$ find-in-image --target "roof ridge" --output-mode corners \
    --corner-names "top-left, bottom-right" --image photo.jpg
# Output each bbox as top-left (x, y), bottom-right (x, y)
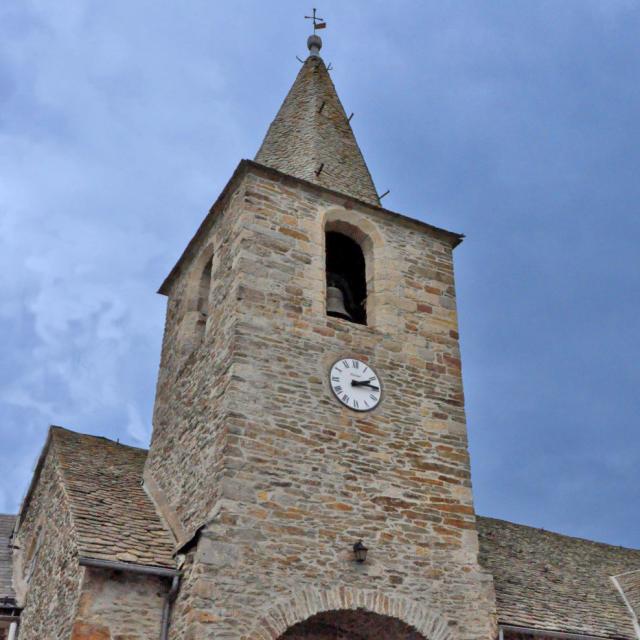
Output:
top-left (50, 425), bottom-right (150, 454)
top-left (478, 515), bottom-right (640, 552)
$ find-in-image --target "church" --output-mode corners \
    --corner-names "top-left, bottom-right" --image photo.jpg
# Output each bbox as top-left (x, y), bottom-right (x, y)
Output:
top-left (1, 27), bottom-right (639, 640)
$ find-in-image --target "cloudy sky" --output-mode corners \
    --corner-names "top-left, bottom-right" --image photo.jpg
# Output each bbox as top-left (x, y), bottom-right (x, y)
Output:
top-left (1, 1), bottom-right (638, 547)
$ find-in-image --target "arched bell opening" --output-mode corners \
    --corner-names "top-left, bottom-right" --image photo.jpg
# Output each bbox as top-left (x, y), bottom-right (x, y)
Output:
top-left (325, 231), bottom-right (367, 325)
top-left (278, 608), bottom-right (428, 640)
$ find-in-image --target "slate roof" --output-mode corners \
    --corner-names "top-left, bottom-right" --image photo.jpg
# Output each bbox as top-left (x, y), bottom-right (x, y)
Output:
top-left (255, 51), bottom-right (379, 206)
top-left (49, 427), bottom-right (175, 569)
top-left (478, 516), bottom-right (640, 640)
top-left (616, 571), bottom-right (640, 628)
top-left (0, 514), bottom-right (16, 607)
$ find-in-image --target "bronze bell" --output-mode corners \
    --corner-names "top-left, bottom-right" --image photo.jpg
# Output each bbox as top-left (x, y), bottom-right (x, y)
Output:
top-left (326, 284), bottom-right (353, 321)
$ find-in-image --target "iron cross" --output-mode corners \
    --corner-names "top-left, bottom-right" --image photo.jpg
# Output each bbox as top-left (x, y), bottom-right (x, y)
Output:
top-left (304, 8), bottom-right (326, 33)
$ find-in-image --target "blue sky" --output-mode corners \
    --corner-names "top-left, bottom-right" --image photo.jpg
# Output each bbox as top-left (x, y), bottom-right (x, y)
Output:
top-left (1, 1), bottom-right (638, 547)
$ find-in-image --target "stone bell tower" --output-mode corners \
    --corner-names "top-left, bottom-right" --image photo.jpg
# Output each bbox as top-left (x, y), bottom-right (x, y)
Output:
top-left (144, 29), bottom-right (497, 640)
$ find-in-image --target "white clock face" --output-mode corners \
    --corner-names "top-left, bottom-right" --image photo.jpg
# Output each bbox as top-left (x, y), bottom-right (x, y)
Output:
top-left (329, 358), bottom-right (382, 412)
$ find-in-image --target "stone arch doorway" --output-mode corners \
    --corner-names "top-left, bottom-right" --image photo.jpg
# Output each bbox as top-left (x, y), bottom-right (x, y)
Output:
top-left (279, 609), bottom-right (428, 640)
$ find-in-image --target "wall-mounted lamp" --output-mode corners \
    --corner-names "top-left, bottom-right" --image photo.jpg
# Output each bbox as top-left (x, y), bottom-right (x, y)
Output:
top-left (353, 540), bottom-right (368, 563)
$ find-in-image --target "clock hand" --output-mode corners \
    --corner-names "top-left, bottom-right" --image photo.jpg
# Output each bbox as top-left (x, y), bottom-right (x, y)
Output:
top-left (351, 380), bottom-right (380, 391)
top-left (351, 378), bottom-right (375, 387)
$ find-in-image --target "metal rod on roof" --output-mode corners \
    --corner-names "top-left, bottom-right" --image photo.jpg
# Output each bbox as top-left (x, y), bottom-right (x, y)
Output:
top-left (318, 101), bottom-right (326, 114)
top-left (348, 112), bottom-right (354, 122)
top-left (379, 189), bottom-right (390, 200)
top-left (610, 575), bottom-right (640, 639)
top-left (315, 163), bottom-right (325, 177)
top-left (613, 568), bottom-right (640, 578)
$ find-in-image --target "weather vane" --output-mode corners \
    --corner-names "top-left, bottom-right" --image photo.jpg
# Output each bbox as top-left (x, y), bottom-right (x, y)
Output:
top-left (304, 8), bottom-right (327, 33)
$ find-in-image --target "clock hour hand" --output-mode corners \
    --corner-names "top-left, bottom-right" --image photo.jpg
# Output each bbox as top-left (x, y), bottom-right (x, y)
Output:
top-left (351, 379), bottom-right (380, 391)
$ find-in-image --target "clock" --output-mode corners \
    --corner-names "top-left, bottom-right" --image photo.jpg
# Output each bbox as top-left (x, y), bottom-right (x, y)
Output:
top-left (329, 358), bottom-right (382, 412)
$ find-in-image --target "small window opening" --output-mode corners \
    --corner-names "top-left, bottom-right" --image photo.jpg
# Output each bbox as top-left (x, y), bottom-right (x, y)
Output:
top-left (195, 256), bottom-right (212, 341)
top-left (326, 231), bottom-right (367, 325)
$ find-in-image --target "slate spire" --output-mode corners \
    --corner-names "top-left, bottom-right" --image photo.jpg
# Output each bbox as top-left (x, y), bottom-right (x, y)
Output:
top-left (255, 33), bottom-right (379, 206)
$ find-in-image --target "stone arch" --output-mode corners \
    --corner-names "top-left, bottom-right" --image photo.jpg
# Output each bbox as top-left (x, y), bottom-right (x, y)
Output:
top-left (325, 231), bottom-right (367, 324)
top-left (177, 243), bottom-right (215, 354)
top-left (244, 586), bottom-right (451, 640)
top-left (322, 208), bottom-right (389, 329)
top-left (184, 243), bottom-right (215, 314)
top-left (280, 609), bottom-right (428, 640)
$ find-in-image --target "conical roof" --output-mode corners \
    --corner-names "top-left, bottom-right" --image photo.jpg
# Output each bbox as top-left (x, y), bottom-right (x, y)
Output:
top-left (255, 44), bottom-right (379, 206)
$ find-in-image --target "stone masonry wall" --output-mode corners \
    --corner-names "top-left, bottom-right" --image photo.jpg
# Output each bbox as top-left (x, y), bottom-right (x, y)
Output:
top-left (145, 182), bottom-right (248, 540)
top-left (70, 567), bottom-right (169, 640)
top-left (150, 165), bottom-right (496, 640)
top-left (14, 446), bottom-right (83, 640)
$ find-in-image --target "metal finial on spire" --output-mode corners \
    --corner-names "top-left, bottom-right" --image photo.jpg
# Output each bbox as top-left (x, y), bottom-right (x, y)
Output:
top-left (304, 8), bottom-right (326, 33)
top-left (305, 8), bottom-right (326, 57)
